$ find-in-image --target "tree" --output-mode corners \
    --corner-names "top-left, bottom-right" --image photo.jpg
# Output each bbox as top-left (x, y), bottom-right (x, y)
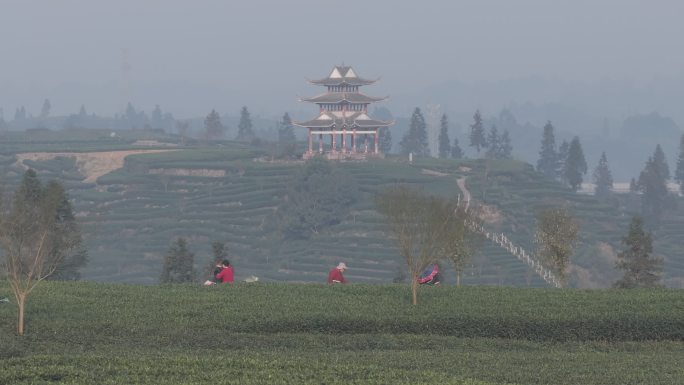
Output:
top-left (0, 170), bottom-right (85, 335)
top-left (40, 99), bottom-right (51, 119)
top-left (564, 136), bottom-right (587, 191)
top-left (279, 157), bottom-right (358, 239)
top-left (638, 145), bottom-right (671, 224)
top-left (176, 120), bottom-right (190, 146)
top-left (236, 106), bottom-right (255, 142)
top-left (614, 216), bottom-right (663, 288)
top-left (485, 124), bottom-right (500, 159)
top-left (593, 152), bottom-right (613, 198)
top-left (557, 140), bottom-right (569, 182)
top-left (204, 109), bottom-right (224, 140)
top-left (676, 133), bottom-right (684, 194)
top-left (652, 144), bottom-right (670, 180)
top-left (535, 207), bottom-right (579, 286)
top-left (44, 181), bottom-right (88, 280)
top-left (399, 108), bottom-right (429, 156)
top-left (451, 137), bottom-right (463, 159)
top-left (537, 121), bottom-right (558, 179)
top-left (378, 126), bottom-right (392, 154)
top-left (468, 110), bottom-right (487, 155)
top-left (443, 207), bottom-right (480, 287)
top-left (438, 114), bottom-right (451, 158)
top-left (79, 105), bottom-right (87, 117)
top-left (499, 130), bottom-right (513, 160)
top-left (151, 105), bottom-right (163, 129)
top-left (376, 186), bottom-right (473, 304)
top-left (160, 237), bottom-right (195, 283)
top-left (278, 112), bottom-right (296, 144)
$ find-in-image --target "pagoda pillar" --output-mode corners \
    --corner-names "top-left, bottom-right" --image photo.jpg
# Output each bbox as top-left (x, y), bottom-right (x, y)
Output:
top-left (308, 129), bottom-right (313, 154)
top-left (374, 129), bottom-right (379, 154)
top-left (352, 129), bottom-right (357, 153)
top-left (331, 131), bottom-right (336, 152)
top-left (364, 135), bottom-right (369, 153)
top-left (318, 133), bottom-right (323, 153)
top-left (342, 130), bottom-right (347, 153)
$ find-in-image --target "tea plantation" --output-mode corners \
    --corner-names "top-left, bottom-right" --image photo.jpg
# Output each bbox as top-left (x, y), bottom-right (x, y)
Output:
top-left (0, 282), bottom-right (682, 384)
top-left (2, 130), bottom-right (684, 287)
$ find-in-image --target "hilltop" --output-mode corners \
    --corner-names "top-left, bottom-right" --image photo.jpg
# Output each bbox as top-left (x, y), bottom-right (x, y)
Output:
top-left (1, 128), bottom-right (683, 287)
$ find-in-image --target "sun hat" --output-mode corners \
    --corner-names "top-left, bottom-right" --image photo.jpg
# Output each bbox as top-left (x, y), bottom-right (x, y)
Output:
top-left (337, 262), bottom-right (347, 270)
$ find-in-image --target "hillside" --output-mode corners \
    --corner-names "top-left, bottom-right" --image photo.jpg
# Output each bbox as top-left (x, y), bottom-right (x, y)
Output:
top-left (0, 282), bottom-right (682, 384)
top-left (1, 129), bottom-right (683, 287)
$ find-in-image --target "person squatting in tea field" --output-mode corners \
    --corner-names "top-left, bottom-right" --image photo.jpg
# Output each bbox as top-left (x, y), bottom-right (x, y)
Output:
top-left (327, 262), bottom-right (348, 284)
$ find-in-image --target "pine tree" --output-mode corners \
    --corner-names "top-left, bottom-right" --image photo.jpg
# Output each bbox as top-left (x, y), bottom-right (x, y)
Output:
top-left (79, 105), bottom-right (87, 116)
top-left (469, 110), bottom-right (487, 155)
top-left (151, 105), bottom-right (163, 129)
top-left (278, 112), bottom-right (296, 143)
top-left (485, 124), bottom-right (500, 159)
top-left (593, 152), bottom-right (613, 198)
top-left (614, 216), bottom-right (662, 288)
top-left (676, 133), bottom-right (684, 194)
top-left (564, 136), bottom-right (588, 191)
top-left (378, 126), bottom-right (392, 154)
top-left (451, 137), bottom-right (463, 159)
top-left (437, 114), bottom-right (450, 158)
top-left (204, 109), bottom-right (224, 139)
top-left (652, 144), bottom-right (670, 180)
top-left (40, 99), bottom-right (51, 119)
top-left (557, 139), bottom-right (569, 183)
top-left (160, 237), bottom-right (195, 283)
top-left (399, 108), bottom-right (429, 156)
top-left (537, 121), bottom-right (558, 179)
top-left (500, 129), bottom-right (513, 159)
top-left (236, 106), bottom-right (255, 142)
top-left (638, 155), bottom-right (668, 224)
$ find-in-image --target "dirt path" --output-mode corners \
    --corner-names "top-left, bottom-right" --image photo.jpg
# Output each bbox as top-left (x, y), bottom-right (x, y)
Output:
top-left (15, 149), bottom-right (177, 183)
top-left (456, 177), bottom-right (471, 211)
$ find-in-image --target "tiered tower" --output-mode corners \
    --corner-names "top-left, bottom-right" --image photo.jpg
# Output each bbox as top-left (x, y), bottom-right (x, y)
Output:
top-left (295, 66), bottom-right (393, 159)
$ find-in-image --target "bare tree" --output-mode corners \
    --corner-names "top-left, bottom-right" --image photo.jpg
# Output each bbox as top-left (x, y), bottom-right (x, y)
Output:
top-left (444, 206), bottom-right (482, 286)
top-left (376, 186), bottom-right (472, 305)
top-left (535, 207), bottom-right (579, 287)
top-left (0, 170), bottom-right (82, 335)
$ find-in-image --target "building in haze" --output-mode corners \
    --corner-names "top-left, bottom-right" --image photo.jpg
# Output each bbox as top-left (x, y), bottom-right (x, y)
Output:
top-left (295, 66), bottom-right (393, 159)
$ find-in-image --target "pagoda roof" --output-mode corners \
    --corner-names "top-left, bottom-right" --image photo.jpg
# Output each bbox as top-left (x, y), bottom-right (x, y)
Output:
top-left (308, 66), bottom-right (378, 86)
top-left (293, 111), bottom-right (394, 129)
top-left (300, 92), bottom-right (387, 104)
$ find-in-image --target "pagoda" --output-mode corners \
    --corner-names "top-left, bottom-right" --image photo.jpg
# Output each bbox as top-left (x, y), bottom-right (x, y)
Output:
top-left (295, 65), bottom-right (393, 159)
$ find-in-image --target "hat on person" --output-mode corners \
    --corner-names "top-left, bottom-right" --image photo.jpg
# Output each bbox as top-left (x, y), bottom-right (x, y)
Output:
top-left (336, 262), bottom-right (347, 270)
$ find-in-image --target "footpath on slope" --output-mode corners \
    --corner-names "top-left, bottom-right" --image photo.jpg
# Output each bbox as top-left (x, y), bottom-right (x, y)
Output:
top-left (456, 176), bottom-right (561, 288)
top-left (15, 149), bottom-right (178, 183)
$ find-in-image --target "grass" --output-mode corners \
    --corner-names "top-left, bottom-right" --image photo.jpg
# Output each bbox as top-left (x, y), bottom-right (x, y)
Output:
top-left (0, 282), bottom-right (682, 384)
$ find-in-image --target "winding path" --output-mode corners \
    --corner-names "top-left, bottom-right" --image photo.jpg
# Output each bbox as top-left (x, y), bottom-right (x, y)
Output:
top-left (456, 175), bottom-right (561, 288)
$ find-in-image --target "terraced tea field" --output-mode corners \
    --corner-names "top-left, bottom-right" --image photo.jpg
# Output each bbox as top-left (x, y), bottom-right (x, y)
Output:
top-left (0, 282), bottom-right (682, 384)
top-left (2, 132), bottom-right (683, 287)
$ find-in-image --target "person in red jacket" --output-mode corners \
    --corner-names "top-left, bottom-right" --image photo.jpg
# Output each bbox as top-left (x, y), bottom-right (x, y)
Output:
top-left (327, 262), bottom-right (347, 284)
top-left (215, 260), bottom-right (234, 283)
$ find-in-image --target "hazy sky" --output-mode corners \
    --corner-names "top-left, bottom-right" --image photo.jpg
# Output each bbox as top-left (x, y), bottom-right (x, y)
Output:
top-left (1, 0), bottom-right (683, 118)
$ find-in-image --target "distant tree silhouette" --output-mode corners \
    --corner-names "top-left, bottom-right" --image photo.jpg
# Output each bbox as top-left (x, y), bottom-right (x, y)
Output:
top-left (564, 136), bottom-right (587, 191)
top-left (399, 108), bottom-right (429, 156)
top-left (438, 114), bottom-right (451, 158)
top-left (614, 216), bottom-right (662, 288)
top-left (537, 121), bottom-right (558, 179)
top-left (204, 109), bottom-right (224, 140)
top-left (593, 152), bottom-right (614, 198)
top-left (469, 110), bottom-right (487, 155)
top-left (236, 106), bottom-right (255, 142)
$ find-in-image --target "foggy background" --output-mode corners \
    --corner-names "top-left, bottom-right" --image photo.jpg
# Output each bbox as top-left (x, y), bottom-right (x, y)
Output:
top-left (1, 0), bottom-right (683, 179)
